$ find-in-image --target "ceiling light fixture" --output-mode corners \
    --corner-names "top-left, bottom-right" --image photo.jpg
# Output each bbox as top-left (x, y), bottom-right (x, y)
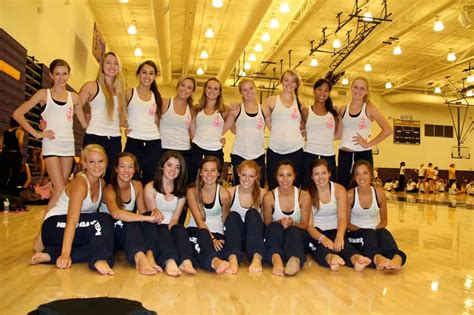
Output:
top-left (363, 9), bottom-right (374, 22)
top-left (310, 58), bottom-right (318, 67)
top-left (280, 2), bottom-right (290, 14)
top-left (119, 0), bottom-right (129, 3)
top-left (255, 43), bottom-right (263, 52)
top-left (249, 53), bottom-right (257, 62)
top-left (447, 50), bottom-right (456, 62)
top-left (196, 66), bottom-right (204, 75)
top-left (244, 62), bottom-right (251, 70)
top-left (341, 78), bottom-right (349, 85)
top-left (200, 49), bottom-right (209, 59)
top-left (332, 38), bottom-right (342, 49)
top-left (205, 27), bottom-right (215, 38)
top-left (239, 69), bottom-right (246, 77)
top-left (467, 74), bottom-right (474, 83)
top-left (134, 46), bottom-right (143, 57)
top-left (433, 15), bottom-right (444, 32)
top-left (434, 86), bottom-right (441, 94)
top-left (127, 21), bottom-right (137, 35)
top-left (261, 31), bottom-right (270, 42)
top-left (270, 18), bottom-right (280, 29)
top-left (212, 0), bottom-right (223, 8)
top-left (393, 42), bottom-right (402, 55)
top-left (364, 62), bottom-right (372, 72)
top-left (385, 82), bottom-right (393, 89)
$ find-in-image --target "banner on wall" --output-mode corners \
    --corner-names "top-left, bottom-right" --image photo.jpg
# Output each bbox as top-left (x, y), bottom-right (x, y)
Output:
top-left (92, 22), bottom-right (106, 63)
top-left (393, 119), bottom-right (420, 144)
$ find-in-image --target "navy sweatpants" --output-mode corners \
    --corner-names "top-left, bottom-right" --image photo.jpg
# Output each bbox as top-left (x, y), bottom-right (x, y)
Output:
top-left (111, 220), bottom-right (154, 266)
top-left (264, 222), bottom-right (307, 268)
top-left (266, 148), bottom-right (304, 190)
top-left (188, 143), bottom-right (224, 184)
top-left (302, 153), bottom-right (337, 189)
top-left (337, 149), bottom-right (373, 188)
top-left (124, 137), bottom-right (162, 185)
top-left (187, 227), bottom-right (230, 272)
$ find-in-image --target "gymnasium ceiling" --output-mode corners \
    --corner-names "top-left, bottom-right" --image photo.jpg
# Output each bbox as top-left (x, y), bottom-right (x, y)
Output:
top-left (87, 0), bottom-right (474, 98)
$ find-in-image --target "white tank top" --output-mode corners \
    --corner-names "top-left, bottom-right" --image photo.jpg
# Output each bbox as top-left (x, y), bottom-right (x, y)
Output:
top-left (44, 174), bottom-right (102, 220)
top-left (86, 83), bottom-right (121, 137)
top-left (312, 182), bottom-right (338, 231)
top-left (269, 95), bottom-right (303, 154)
top-left (99, 181), bottom-right (136, 214)
top-left (127, 88), bottom-right (160, 140)
top-left (159, 98), bottom-right (192, 150)
top-left (154, 190), bottom-right (181, 225)
top-left (230, 185), bottom-right (260, 221)
top-left (187, 185), bottom-right (224, 234)
top-left (350, 187), bottom-right (380, 229)
top-left (192, 110), bottom-right (224, 151)
top-left (41, 89), bottom-right (74, 142)
top-left (339, 103), bottom-right (372, 151)
top-left (304, 109), bottom-right (336, 156)
top-left (232, 103), bottom-right (265, 159)
top-left (272, 187), bottom-right (301, 223)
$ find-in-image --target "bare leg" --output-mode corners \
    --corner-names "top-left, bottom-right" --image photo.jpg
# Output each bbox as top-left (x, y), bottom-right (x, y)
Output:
top-left (248, 253), bottom-right (263, 273)
top-left (351, 254), bottom-right (372, 272)
top-left (326, 254), bottom-right (345, 272)
top-left (165, 259), bottom-right (182, 277)
top-left (30, 252), bottom-right (51, 265)
top-left (134, 252), bottom-right (157, 276)
top-left (94, 260), bottom-right (114, 275)
top-left (284, 256), bottom-right (301, 276)
top-left (44, 157), bottom-right (71, 210)
top-left (271, 253), bottom-right (285, 276)
top-left (374, 254), bottom-right (391, 270)
top-left (145, 250), bottom-right (162, 272)
top-left (211, 257), bottom-right (229, 274)
top-left (179, 259), bottom-right (197, 275)
top-left (225, 254), bottom-right (239, 275)
top-left (33, 232), bottom-right (45, 252)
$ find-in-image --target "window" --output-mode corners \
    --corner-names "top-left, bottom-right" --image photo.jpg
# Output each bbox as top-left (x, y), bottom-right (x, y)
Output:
top-left (424, 124), bottom-right (453, 138)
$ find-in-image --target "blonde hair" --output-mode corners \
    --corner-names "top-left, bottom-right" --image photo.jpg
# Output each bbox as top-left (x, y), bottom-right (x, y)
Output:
top-left (176, 76), bottom-right (197, 108)
top-left (280, 69), bottom-right (302, 112)
top-left (238, 79), bottom-right (257, 103)
top-left (197, 77), bottom-right (225, 113)
top-left (96, 52), bottom-right (126, 121)
top-left (351, 76), bottom-right (371, 103)
top-left (82, 144), bottom-right (108, 175)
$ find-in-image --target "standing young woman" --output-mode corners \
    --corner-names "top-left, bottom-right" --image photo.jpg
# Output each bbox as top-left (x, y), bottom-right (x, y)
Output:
top-left (224, 160), bottom-right (266, 273)
top-left (30, 144), bottom-right (114, 275)
top-left (262, 160), bottom-right (311, 276)
top-left (302, 78), bottom-right (338, 189)
top-left (160, 76), bottom-right (196, 181)
top-left (307, 159), bottom-right (371, 271)
top-left (336, 76), bottom-right (392, 188)
top-left (223, 79), bottom-right (266, 187)
top-left (124, 60), bottom-right (162, 184)
top-left (396, 161), bottom-right (406, 192)
top-left (189, 78), bottom-right (227, 182)
top-left (77, 52), bottom-right (126, 183)
top-left (144, 151), bottom-right (197, 276)
top-left (0, 118), bottom-right (25, 191)
top-left (347, 160), bottom-right (407, 270)
top-left (13, 59), bottom-right (79, 207)
top-left (186, 156), bottom-right (232, 273)
top-left (100, 152), bottom-right (163, 276)
top-left (263, 70), bottom-right (305, 190)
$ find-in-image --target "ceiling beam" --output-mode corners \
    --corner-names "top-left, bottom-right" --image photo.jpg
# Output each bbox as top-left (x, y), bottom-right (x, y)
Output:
top-left (151, 0), bottom-right (172, 85)
top-left (180, 0), bottom-right (197, 76)
top-left (216, 0), bottom-right (272, 83)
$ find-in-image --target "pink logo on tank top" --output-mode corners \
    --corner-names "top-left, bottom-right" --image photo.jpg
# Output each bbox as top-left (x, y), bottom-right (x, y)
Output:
top-left (213, 114), bottom-right (222, 128)
top-left (289, 108), bottom-right (299, 120)
top-left (256, 117), bottom-right (264, 130)
top-left (184, 115), bottom-right (191, 129)
top-left (358, 117), bottom-right (368, 130)
top-left (147, 104), bottom-right (157, 116)
top-left (326, 117), bottom-right (335, 129)
top-left (66, 107), bottom-right (73, 121)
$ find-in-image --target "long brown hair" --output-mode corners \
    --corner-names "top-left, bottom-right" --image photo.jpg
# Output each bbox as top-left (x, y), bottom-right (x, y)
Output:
top-left (136, 60), bottom-right (163, 118)
top-left (349, 160), bottom-right (374, 188)
top-left (194, 156), bottom-right (221, 220)
top-left (153, 151), bottom-right (188, 198)
top-left (197, 77), bottom-right (225, 113)
top-left (237, 160), bottom-right (261, 209)
top-left (96, 52), bottom-right (126, 121)
top-left (110, 152), bottom-right (139, 209)
top-left (308, 159), bottom-right (331, 211)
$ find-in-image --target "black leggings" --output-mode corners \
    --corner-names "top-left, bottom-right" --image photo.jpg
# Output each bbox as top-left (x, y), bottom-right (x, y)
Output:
top-left (124, 137), bottom-right (162, 185)
top-left (264, 222), bottom-right (307, 268)
top-left (337, 149), bottom-right (373, 188)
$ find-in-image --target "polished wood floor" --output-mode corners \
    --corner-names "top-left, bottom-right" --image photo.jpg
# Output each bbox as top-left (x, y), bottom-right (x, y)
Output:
top-left (1, 192), bottom-right (473, 314)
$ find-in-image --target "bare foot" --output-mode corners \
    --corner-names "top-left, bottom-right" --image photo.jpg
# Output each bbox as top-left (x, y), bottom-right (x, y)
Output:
top-left (165, 259), bottom-right (182, 277)
top-left (386, 255), bottom-right (403, 271)
top-left (248, 254), bottom-right (263, 273)
top-left (30, 252), bottom-right (51, 265)
top-left (284, 256), bottom-right (301, 276)
top-left (33, 234), bottom-right (45, 253)
top-left (271, 254), bottom-right (285, 276)
top-left (134, 252), bottom-right (157, 276)
top-left (374, 254), bottom-right (391, 270)
top-left (94, 260), bottom-right (114, 276)
top-left (146, 250), bottom-right (162, 272)
top-left (211, 257), bottom-right (229, 274)
top-left (352, 254), bottom-right (372, 272)
top-left (225, 255), bottom-right (239, 275)
top-left (326, 254), bottom-right (345, 272)
top-left (179, 259), bottom-right (197, 275)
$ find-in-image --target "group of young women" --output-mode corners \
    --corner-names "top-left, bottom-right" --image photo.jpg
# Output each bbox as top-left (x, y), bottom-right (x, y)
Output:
top-left (15, 51), bottom-right (404, 276)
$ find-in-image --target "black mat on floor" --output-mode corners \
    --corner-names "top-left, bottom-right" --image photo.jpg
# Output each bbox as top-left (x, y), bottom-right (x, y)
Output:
top-left (28, 297), bottom-right (157, 315)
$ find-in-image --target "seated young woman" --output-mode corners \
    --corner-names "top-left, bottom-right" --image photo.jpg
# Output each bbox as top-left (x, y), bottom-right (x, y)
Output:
top-left (347, 160), bottom-right (407, 271)
top-left (186, 156), bottom-right (232, 274)
top-left (100, 152), bottom-right (162, 276)
top-left (224, 160), bottom-right (266, 274)
top-left (306, 159), bottom-right (371, 271)
top-left (30, 144), bottom-right (114, 275)
top-left (262, 160), bottom-right (311, 276)
top-left (143, 150), bottom-right (196, 276)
